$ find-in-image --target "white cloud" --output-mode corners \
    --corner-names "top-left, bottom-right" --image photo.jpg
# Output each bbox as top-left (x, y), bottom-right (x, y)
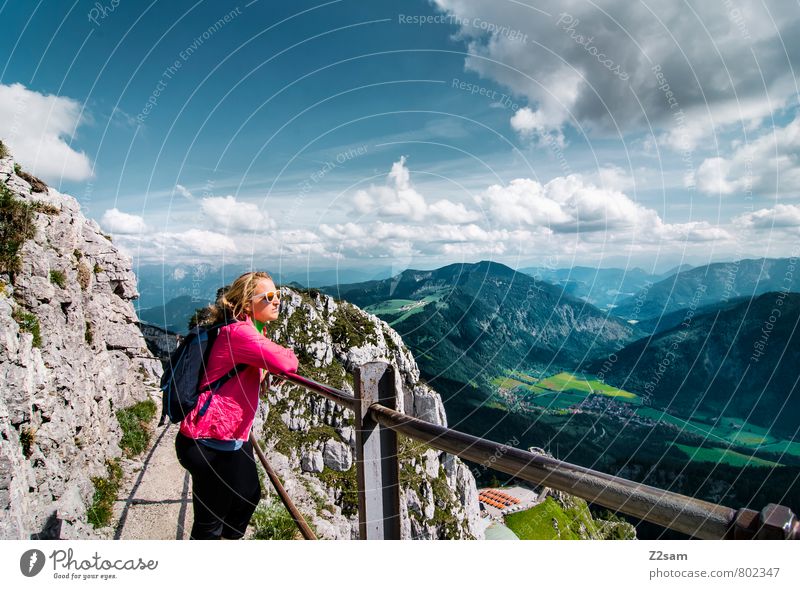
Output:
top-left (0, 82), bottom-right (92, 182)
top-left (200, 195), bottom-right (270, 231)
top-left (352, 156), bottom-right (479, 223)
top-left (339, 158), bottom-right (733, 264)
top-left (698, 115), bottom-right (800, 197)
top-left (428, 199), bottom-right (482, 223)
top-left (110, 228), bottom-right (238, 263)
top-left (697, 157), bottom-right (737, 195)
top-left (175, 184), bottom-right (193, 200)
top-left (156, 229), bottom-right (238, 257)
top-left (734, 204), bottom-right (800, 231)
top-left (100, 208), bottom-right (147, 234)
top-left (476, 174), bottom-right (729, 243)
top-left (432, 1), bottom-right (800, 150)
top-left (510, 107), bottom-right (567, 147)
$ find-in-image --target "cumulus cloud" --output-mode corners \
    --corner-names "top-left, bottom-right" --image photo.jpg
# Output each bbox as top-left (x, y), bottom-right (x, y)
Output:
top-left (105, 194), bottom-right (276, 263)
top-left (100, 208), bottom-right (147, 234)
top-left (0, 82), bottom-right (93, 181)
top-left (110, 228), bottom-right (238, 263)
top-left (166, 229), bottom-right (238, 255)
top-left (200, 195), bottom-right (271, 231)
top-left (340, 158), bottom-right (730, 264)
top-left (318, 219), bottom-right (523, 259)
top-left (734, 204), bottom-right (800, 232)
top-left (698, 115), bottom-right (800, 196)
top-left (352, 156), bottom-right (480, 223)
top-left (476, 174), bottom-right (728, 243)
top-left (432, 0), bottom-right (799, 149)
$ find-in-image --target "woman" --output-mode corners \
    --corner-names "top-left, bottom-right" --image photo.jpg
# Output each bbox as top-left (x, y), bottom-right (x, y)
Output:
top-left (175, 271), bottom-right (298, 540)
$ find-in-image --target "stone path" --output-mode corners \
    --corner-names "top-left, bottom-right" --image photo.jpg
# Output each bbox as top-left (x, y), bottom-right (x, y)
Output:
top-left (111, 423), bottom-right (193, 540)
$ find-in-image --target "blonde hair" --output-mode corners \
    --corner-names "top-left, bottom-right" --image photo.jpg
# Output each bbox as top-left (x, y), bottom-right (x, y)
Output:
top-left (206, 271), bottom-right (273, 325)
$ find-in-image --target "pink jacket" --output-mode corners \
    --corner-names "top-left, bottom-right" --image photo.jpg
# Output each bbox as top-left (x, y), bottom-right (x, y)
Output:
top-left (179, 315), bottom-right (298, 441)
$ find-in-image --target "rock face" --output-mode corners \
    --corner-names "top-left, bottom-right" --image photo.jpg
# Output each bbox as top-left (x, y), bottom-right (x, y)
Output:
top-left (0, 147), bottom-right (483, 540)
top-left (137, 322), bottom-right (181, 360)
top-left (257, 288), bottom-right (485, 539)
top-left (0, 154), bottom-right (162, 539)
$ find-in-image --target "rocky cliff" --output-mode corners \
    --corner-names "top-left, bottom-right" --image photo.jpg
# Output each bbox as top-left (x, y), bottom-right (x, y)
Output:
top-left (0, 151), bottom-right (162, 539)
top-left (0, 146), bottom-right (484, 540)
top-left (251, 287), bottom-right (485, 539)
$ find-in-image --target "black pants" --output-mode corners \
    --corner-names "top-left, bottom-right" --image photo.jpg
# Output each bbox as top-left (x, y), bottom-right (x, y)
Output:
top-left (175, 431), bottom-right (261, 540)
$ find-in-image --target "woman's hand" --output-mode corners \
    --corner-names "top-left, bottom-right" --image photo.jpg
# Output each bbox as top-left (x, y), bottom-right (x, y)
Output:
top-left (270, 376), bottom-right (287, 395)
top-left (260, 374), bottom-right (287, 399)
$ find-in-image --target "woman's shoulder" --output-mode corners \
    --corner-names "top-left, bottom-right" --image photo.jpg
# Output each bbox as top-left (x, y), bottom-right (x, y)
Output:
top-left (219, 318), bottom-right (262, 340)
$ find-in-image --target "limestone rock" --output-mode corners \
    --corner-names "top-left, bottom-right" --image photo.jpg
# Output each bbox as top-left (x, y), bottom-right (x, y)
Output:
top-left (259, 286), bottom-right (484, 539)
top-left (301, 450), bottom-right (324, 473)
top-left (322, 440), bottom-right (352, 472)
top-left (0, 152), bottom-right (162, 539)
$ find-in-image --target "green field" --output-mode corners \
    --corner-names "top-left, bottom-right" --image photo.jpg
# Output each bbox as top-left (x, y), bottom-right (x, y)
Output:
top-left (504, 496), bottom-right (601, 540)
top-left (363, 299), bottom-right (417, 315)
top-left (490, 369), bottom-right (800, 465)
top-left (365, 291), bottom-right (449, 325)
top-left (490, 369), bottom-right (644, 414)
top-left (493, 370), bottom-right (641, 406)
top-left (673, 443), bottom-right (783, 468)
top-left (527, 391), bottom-right (587, 410)
top-left (491, 376), bottom-right (527, 390)
top-left (635, 409), bottom-right (800, 460)
top-left (536, 372), bottom-right (639, 402)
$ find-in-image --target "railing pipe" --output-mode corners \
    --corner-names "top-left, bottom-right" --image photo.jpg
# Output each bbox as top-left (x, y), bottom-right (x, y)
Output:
top-left (249, 432), bottom-right (317, 540)
top-left (280, 372), bottom-right (357, 412)
top-left (368, 404), bottom-right (736, 539)
top-left (275, 368), bottom-right (799, 540)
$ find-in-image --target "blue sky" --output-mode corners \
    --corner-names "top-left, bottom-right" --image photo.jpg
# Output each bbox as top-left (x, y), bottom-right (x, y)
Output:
top-left (2, 0), bottom-right (799, 275)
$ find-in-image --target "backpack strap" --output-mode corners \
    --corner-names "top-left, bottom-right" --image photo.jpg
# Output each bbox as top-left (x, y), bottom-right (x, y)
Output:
top-left (186, 316), bottom-right (249, 419)
top-left (196, 362), bottom-right (248, 417)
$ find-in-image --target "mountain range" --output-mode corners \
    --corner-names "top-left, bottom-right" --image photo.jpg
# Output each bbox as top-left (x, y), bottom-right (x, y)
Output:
top-left (610, 257), bottom-right (800, 324)
top-left (519, 264), bottom-right (691, 310)
top-left (587, 291), bottom-right (800, 437)
top-left (320, 261), bottom-right (641, 408)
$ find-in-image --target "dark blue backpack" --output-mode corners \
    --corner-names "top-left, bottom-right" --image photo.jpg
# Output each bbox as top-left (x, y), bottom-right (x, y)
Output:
top-left (158, 318), bottom-right (247, 426)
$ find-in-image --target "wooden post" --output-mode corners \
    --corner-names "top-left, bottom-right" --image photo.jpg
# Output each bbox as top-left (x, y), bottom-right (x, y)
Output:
top-left (354, 362), bottom-right (401, 540)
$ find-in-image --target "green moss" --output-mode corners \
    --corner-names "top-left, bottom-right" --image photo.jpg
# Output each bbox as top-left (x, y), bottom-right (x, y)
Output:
top-left (93, 263), bottom-right (103, 274)
top-left (592, 508), bottom-right (637, 539)
top-left (0, 140), bottom-right (7, 159)
top-left (87, 459), bottom-right (123, 528)
top-left (262, 382), bottom-right (358, 518)
top-left (250, 496), bottom-right (302, 540)
top-left (84, 321), bottom-right (93, 346)
top-left (12, 308), bottom-right (41, 348)
top-left (331, 303), bottom-right (377, 348)
top-left (505, 495), bottom-right (602, 540)
top-left (266, 400), bottom-right (344, 457)
top-left (116, 399), bottom-right (157, 457)
top-left (384, 329), bottom-right (398, 354)
top-left (299, 476), bottom-right (332, 517)
top-left (317, 465), bottom-right (359, 517)
top-left (31, 201), bottom-right (59, 215)
top-left (73, 249), bottom-right (82, 260)
top-left (49, 269), bottom-right (66, 288)
top-left (0, 181), bottom-right (36, 277)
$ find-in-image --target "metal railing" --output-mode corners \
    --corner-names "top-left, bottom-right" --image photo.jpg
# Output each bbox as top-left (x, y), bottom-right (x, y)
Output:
top-left (262, 361), bottom-right (799, 540)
